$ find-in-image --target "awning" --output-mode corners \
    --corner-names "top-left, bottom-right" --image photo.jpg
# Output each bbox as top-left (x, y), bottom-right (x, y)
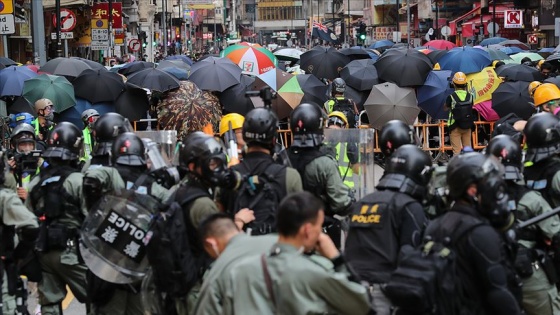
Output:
top-left (42, 0), bottom-right (88, 9)
top-left (450, 4), bottom-right (512, 36)
top-left (398, 2), bottom-right (418, 14)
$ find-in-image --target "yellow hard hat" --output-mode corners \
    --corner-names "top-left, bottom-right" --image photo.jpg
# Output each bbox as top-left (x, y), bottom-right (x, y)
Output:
top-left (528, 81), bottom-right (543, 97)
top-left (533, 83), bottom-right (560, 107)
top-left (537, 59), bottom-right (545, 69)
top-left (433, 63), bottom-right (441, 70)
top-left (34, 98), bottom-right (53, 112)
top-left (492, 60), bottom-right (500, 68)
top-left (452, 72), bottom-right (467, 85)
top-left (219, 113), bottom-right (245, 136)
top-left (327, 111), bottom-right (349, 128)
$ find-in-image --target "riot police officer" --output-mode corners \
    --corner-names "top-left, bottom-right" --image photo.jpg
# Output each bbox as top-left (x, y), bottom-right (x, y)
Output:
top-left (378, 119), bottom-right (416, 160)
top-left (345, 144), bottom-right (431, 315)
top-left (486, 135), bottom-right (560, 315)
top-left (86, 112), bottom-right (133, 168)
top-left (288, 103), bottom-right (353, 247)
top-left (26, 122), bottom-right (88, 315)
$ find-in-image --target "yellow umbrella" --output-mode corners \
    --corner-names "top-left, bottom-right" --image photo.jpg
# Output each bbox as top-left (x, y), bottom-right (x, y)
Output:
top-left (466, 66), bottom-right (501, 104)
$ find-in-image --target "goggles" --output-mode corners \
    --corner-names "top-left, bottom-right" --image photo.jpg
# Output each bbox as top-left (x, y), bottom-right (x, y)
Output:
top-left (327, 117), bottom-right (347, 128)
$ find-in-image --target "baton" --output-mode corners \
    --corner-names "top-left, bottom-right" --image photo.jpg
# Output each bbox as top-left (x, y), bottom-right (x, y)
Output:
top-left (518, 206), bottom-right (560, 230)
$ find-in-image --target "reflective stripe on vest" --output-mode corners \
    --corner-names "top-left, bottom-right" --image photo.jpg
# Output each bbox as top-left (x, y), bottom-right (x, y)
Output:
top-left (336, 142), bottom-right (356, 189)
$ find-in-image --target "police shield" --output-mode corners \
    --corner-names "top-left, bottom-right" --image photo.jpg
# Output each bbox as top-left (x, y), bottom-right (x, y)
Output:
top-left (135, 130), bottom-right (178, 165)
top-left (80, 191), bottom-right (157, 284)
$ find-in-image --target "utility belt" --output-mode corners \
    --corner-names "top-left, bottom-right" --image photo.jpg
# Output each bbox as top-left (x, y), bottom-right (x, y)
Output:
top-left (35, 223), bottom-right (79, 253)
top-left (515, 247), bottom-right (558, 283)
top-left (246, 222), bottom-right (276, 236)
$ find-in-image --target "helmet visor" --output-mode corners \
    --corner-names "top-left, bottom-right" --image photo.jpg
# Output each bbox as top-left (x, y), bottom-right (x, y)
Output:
top-left (327, 116), bottom-right (347, 128)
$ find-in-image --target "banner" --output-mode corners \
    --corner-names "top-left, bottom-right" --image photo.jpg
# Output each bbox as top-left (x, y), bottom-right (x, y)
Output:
top-left (92, 2), bottom-right (123, 29)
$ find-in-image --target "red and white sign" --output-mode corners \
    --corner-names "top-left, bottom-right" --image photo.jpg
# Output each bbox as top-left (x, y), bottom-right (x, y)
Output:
top-left (128, 39), bottom-right (140, 52)
top-left (52, 9), bottom-right (77, 32)
top-left (504, 10), bottom-right (523, 29)
top-left (528, 34), bottom-right (538, 44)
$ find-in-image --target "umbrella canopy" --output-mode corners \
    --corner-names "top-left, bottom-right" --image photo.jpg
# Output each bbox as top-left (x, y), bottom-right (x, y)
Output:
top-left (498, 46), bottom-right (523, 55)
top-left (500, 39), bottom-right (530, 50)
top-left (363, 82), bottom-right (420, 129)
top-left (417, 70), bottom-right (453, 119)
top-left (251, 70), bottom-right (302, 119)
top-left (114, 83), bottom-right (150, 122)
top-left (466, 66), bottom-right (501, 104)
top-left (437, 46), bottom-right (492, 74)
top-left (340, 59), bottom-right (379, 91)
top-left (369, 40), bottom-right (394, 50)
top-left (545, 76), bottom-right (560, 89)
top-left (73, 69), bottom-right (126, 103)
top-left (221, 44), bottom-right (278, 76)
top-left (0, 57), bottom-right (18, 67)
top-left (8, 96), bottom-right (35, 115)
top-left (69, 57), bottom-right (107, 71)
top-left (300, 46), bottom-right (351, 80)
top-left (118, 61), bottom-right (155, 76)
top-left (480, 37), bottom-right (508, 46)
top-left (161, 67), bottom-right (189, 80)
top-left (345, 85), bottom-right (369, 111)
top-left (539, 47), bottom-right (555, 53)
top-left (425, 40), bottom-right (456, 50)
top-left (474, 100), bottom-right (500, 121)
top-left (495, 64), bottom-right (543, 82)
top-left (375, 49), bottom-right (432, 87)
top-left (40, 57), bottom-right (93, 80)
top-left (492, 81), bottom-right (534, 119)
top-left (57, 98), bottom-right (115, 129)
top-left (219, 75), bottom-right (256, 115)
top-left (273, 47), bottom-right (303, 62)
top-left (188, 56), bottom-right (242, 92)
top-left (340, 47), bottom-right (373, 60)
top-left (126, 68), bottom-right (180, 92)
top-left (296, 74), bottom-right (329, 107)
top-left (427, 50), bottom-right (448, 63)
top-left (0, 63), bottom-right (4, 70)
top-left (476, 47), bottom-right (512, 61)
top-left (165, 55), bottom-right (193, 66)
top-left (157, 60), bottom-right (191, 71)
top-left (22, 74), bottom-right (76, 112)
top-left (510, 52), bottom-right (543, 63)
top-left (253, 68), bottom-right (294, 91)
top-left (157, 81), bottom-right (222, 140)
top-left (0, 66), bottom-right (38, 97)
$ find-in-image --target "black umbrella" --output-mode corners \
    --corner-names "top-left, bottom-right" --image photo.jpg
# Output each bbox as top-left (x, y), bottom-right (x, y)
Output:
top-left (188, 57), bottom-right (242, 92)
top-left (339, 47), bottom-right (372, 61)
top-left (118, 61), bottom-right (155, 76)
top-left (296, 74), bottom-right (329, 106)
top-left (300, 46), bottom-right (351, 80)
top-left (127, 68), bottom-right (180, 93)
top-left (0, 63), bottom-right (5, 70)
top-left (73, 69), bottom-right (126, 103)
top-left (545, 76), bottom-right (560, 88)
top-left (0, 57), bottom-right (17, 67)
top-left (375, 49), bottom-right (433, 87)
top-left (40, 57), bottom-right (93, 79)
top-left (219, 75), bottom-right (256, 115)
top-left (114, 83), bottom-right (150, 122)
top-left (495, 64), bottom-right (544, 82)
top-left (69, 57), bottom-right (107, 71)
top-left (340, 59), bottom-right (379, 91)
top-left (427, 50), bottom-right (448, 63)
top-left (345, 85), bottom-right (370, 111)
top-left (197, 54), bottom-right (221, 62)
top-left (492, 81), bottom-right (535, 120)
top-left (157, 60), bottom-right (191, 71)
top-left (8, 96), bottom-right (35, 115)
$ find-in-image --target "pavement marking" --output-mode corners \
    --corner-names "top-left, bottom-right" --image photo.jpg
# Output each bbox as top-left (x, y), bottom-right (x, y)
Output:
top-left (62, 286), bottom-right (74, 310)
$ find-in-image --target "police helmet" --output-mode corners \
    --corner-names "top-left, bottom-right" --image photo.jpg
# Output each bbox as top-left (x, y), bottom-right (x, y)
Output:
top-left (290, 103), bottom-right (326, 148)
top-left (485, 135), bottom-right (522, 181)
top-left (179, 131), bottom-right (227, 184)
top-left (379, 120), bottom-right (416, 157)
top-left (43, 122), bottom-right (83, 160)
top-left (523, 112), bottom-right (560, 163)
top-left (377, 144), bottom-right (433, 199)
top-left (242, 108), bottom-right (278, 150)
top-left (111, 132), bottom-right (146, 166)
top-left (93, 113), bottom-right (133, 156)
top-left (81, 109), bottom-right (100, 128)
top-left (332, 78), bottom-right (346, 95)
top-left (447, 152), bottom-right (502, 200)
top-left (10, 123), bottom-right (36, 151)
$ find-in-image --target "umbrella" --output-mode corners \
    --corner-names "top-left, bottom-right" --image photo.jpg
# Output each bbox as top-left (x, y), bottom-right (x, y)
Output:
top-left (8, 97), bottom-right (35, 115)
top-left (239, 42), bottom-right (262, 48)
top-left (251, 70), bottom-right (303, 119)
top-left (157, 81), bottom-right (222, 140)
top-left (0, 57), bottom-right (17, 67)
top-left (425, 40), bottom-right (456, 50)
top-left (273, 47), bottom-right (303, 62)
top-left (126, 68), bottom-right (180, 93)
top-left (363, 82), bottom-right (420, 129)
top-left (488, 44), bottom-right (506, 50)
top-left (73, 69), bottom-right (126, 103)
top-left (0, 66), bottom-right (38, 97)
top-left (482, 48), bottom-right (512, 61)
top-left (57, 98), bottom-right (115, 129)
top-left (0, 63), bottom-right (4, 70)
top-left (345, 85), bottom-right (369, 111)
top-left (539, 48), bottom-right (555, 53)
top-left (340, 47), bottom-right (373, 60)
top-left (188, 56), bottom-right (242, 92)
top-left (26, 64), bottom-right (40, 73)
top-left (480, 37), bottom-right (508, 46)
top-left (197, 54), bottom-right (221, 62)
top-left (369, 40), bottom-right (394, 50)
top-left (296, 74), bottom-right (329, 106)
top-left (219, 75), bottom-right (256, 115)
top-left (300, 47), bottom-right (351, 80)
top-left (22, 74), bottom-right (76, 112)
top-left (495, 64), bottom-right (543, 82)
top-left (340, 59), bottom-right (379, 91)
top-left (500, 39), bottom-right (530, 50)
top-left (157, 60), bottom-right (191, 71)
top-left (545, 76), bottom-right (560, 89)
top-left (510, 52), bottom-right (543, 63)
top-left (165, 55), bottom-right (193, 66)
top-left (417, 70), bottom-right (453, 119)
top-left (474, 100), bottom-right (500, 121)
top-left (69, 57), bottom-right (107, 71)
top-left (466, 66), bottom-right (501, 104)
top-left (375, 49), bottom-right (432, 86)
top-left (221, 44), bottom-right (278, 76)
top-left (40, 57), bottom-right (93, 79)
top-left (437, 46), bottom-right (492, 74)
top-left (161, 67), bottom-right (189, 81)
top-left (113, 83), bottom-right (150, 122)
top-left (498, 47), bottom-right (523, 55)
top-left (118, 61), bottom-right (155, 76)
top-left (252, 68), bottom-right (294, 91)
top-left (492, 81), bottom-right (534, 119)
top-left (427, 50), bottom-right (448, 63)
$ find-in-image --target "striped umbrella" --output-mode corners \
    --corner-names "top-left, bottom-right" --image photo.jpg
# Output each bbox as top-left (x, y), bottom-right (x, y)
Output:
top-left (221, 44), bottom-right (278, 76)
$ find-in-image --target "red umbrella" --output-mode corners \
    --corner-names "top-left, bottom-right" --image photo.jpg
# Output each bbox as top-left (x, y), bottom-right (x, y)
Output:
top-left (26, 65), bottom-right (40, 73)
top-left (425, 40), bottom-right (456, 50)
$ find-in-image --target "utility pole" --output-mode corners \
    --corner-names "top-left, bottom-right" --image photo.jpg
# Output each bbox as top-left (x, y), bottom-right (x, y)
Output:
top-left (406, 0), bottom-right (410, 45)
top-left (109, 0), bottom-right (113, 57)
top-left (163, 0), bottom-right (167, 55)
top-left (55, 0), bottom-right (62, 57)
top-left (31, 0), bottom-right (46, 65)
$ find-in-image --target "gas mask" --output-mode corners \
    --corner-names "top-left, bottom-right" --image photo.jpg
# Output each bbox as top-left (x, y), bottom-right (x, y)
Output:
top-left (476, 158), bottom-right (515, 229)
top-left (143, 139), bottom-right (180, 189)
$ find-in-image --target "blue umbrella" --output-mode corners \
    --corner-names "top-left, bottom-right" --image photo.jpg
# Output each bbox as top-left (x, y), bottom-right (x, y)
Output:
top-left (438, 46), bottom-right (492, 74)
top-left (57, 97), bottom-right (115, 129)
top-left (165, 55), bottom-right (193, 66)
top-left (161, 67), bottom-right (189, 80)
top-left (539, 47), bottom-right (555, 53)
top-left (498, 47), bottom-right (523, 55)
top-left (369, 40), bottom-right (394, 50)
top-left (480, 37), bottom-right (508, 46)
top-left (417, 70), bottom-right (453, 119)
top-left (0, 66), bottom-right (38, 97)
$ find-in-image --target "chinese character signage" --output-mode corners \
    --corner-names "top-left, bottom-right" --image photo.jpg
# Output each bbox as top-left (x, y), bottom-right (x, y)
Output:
top-left (92, 2), bottom-right (122, 29)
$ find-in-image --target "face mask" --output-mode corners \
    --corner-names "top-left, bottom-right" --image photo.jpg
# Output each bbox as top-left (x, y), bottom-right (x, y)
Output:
top-left (44, 113), bottom-right (54, 122)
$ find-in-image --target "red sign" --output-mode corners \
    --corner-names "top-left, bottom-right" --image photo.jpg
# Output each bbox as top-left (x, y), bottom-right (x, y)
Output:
top-left (52, 8), bottom-right (77, 32)
top-left (128, 39), bottom-right (140, 52)
top-left (528, 34), bottom-right (538, 44)
top-left (92, 2), bottom-right (123, 29)
top-left (504, 10), bottom-right (522, 29)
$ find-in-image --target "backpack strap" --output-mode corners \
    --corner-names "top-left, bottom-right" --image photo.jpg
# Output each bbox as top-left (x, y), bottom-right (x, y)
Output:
top-left (246, 163), bottom-right (286, 210)
top-left (260, 254), bottom-right (277, 308)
